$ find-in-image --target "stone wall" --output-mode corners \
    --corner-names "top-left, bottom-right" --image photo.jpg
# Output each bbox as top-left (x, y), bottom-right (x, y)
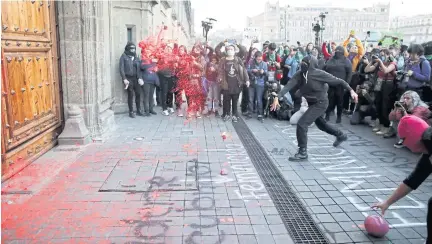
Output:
top-left (58, 1), bottom-right (116, 141)
top-left (58, 0), bottom-right (193, 141)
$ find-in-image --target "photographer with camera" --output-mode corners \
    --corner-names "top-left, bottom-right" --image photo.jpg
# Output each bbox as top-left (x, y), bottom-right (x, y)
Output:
top-left (387, 90), bottom-right (431, 148)
top-left (350, 54), bottom-right (377, 125)
top-left (365, 49), bottom-right (397, 136)
top-left (246, 51), bottom-right (268, 121)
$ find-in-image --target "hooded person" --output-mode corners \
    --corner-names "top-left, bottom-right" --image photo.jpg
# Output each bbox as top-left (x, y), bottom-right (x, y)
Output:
top-left (323, 46), bottom-right (353, 123)
top-left (270, 56), bottom-right (358, 161)
top-left (217, 43), bottom-right (250, 122)
top-left (119, 42), bottom-right (143, 118)
top-left (372, 115), bottom-right (432, 243)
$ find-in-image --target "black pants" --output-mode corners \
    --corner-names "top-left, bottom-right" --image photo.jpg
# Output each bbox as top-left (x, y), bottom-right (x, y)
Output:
top-left (159, 75), bottom-right (175, 111)
top-left (142, 83), bottom-right (156, 113)
top-left (326, 86), bottom-right (344, 117)
top-left (241, 85), bottom-right (249, 113)
top-left (222, 91), bottom-right (240, 117)
top-left (375, 80), bottom-right (394, 127)
top-left (126, 76), bottom-right (141, 113)
top-left (290, 90), bottom-right (302, 113)
top-left (297, 100), bottom-right (342, 149)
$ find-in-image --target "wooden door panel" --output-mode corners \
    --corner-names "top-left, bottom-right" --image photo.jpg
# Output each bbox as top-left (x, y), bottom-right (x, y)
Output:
top-left (1, 0), bottom-right (48, 37)
top-left (1, 0), bottom-right (62, 181)
top-left (3, 50), bottom-right (57, 150)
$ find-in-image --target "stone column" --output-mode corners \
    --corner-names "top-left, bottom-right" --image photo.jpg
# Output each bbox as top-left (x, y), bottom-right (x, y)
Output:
top-left (58, 1), bottom-right (115, 142)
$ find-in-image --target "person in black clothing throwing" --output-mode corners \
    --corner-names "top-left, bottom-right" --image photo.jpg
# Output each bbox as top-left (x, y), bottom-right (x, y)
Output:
top-left (324, 46), bottom-right (353, 123)
top-left (119, 42), bottom-right (143, 118)
top-left (271, 56), bottom-right (358, 161)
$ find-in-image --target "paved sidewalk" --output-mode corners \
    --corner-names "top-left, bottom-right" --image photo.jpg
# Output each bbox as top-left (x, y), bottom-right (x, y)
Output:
top-left (2, 113), bottom-right (294, 244)
top-left (244, 115), bottom-right (429, 244)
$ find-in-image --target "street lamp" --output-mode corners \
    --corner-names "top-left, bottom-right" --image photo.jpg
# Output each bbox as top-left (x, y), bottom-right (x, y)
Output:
top-left (312, 12), bottom-right (328, 46)
top-left (202, 18), bottom-right (217, 42)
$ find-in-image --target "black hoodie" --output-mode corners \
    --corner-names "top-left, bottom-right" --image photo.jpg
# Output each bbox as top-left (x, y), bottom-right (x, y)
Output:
top-left (119, 42), bottom-right (139, 80)
top-left (278, 56), bottom-right (352, 104)
top-left (323, 46), bottom-right (353, 84)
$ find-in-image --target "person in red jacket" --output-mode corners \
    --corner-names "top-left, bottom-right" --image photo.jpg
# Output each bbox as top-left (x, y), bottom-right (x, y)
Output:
top-left (322, 41), bottom-right (337, 60)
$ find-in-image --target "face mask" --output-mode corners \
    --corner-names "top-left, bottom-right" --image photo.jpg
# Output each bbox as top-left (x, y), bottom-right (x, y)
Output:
top-left (126, 47), bottom-right (136, 56)
top-left (269, 53), bottom-right (276, 60)
top-left (300, 63), bottom-right (308, 73)
top-left (227, 50), bottom-right (235, 57)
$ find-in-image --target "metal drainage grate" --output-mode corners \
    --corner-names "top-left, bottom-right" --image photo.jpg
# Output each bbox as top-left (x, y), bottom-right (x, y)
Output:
top-left (233, 118), bottom-right (329, 244)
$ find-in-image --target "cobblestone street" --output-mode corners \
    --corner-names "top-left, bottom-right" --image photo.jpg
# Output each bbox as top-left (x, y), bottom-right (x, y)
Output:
top-left (1, 113), bottom-right (293, 244)
top-left (245, 116), bottom-right (429, 244)
top-left (1, 112), bottom-right (430, 243)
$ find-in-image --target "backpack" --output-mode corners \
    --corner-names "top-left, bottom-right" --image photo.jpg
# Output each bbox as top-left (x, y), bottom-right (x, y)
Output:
top-left (419, 58), bottom-right (432, 86)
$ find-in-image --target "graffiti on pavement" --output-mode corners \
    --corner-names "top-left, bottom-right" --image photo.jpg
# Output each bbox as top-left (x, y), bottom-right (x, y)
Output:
top-left (274, 123), bottom-right (427, 228)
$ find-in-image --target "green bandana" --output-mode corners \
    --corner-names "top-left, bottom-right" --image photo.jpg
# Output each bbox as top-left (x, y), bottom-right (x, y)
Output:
top-left (269, 53), bottom-right (276, 62)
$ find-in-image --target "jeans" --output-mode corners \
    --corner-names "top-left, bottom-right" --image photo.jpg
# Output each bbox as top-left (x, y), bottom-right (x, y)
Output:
top-left (142, 83), bottom-right (156, 113)
top-left (297, 100), bottom-right (343, 149)
top-left (206, 82), bottom-right (220, 111)
top-left (248, 86), bottom-right (264, 116)
top-left (222, 91), bottom-right (240, 117)
top-left (125, 76), bottom-right (141, 113)
top-left (326, 85), bottom-right (344, 116)
top-left (159, 75), bottom-right (174, 111)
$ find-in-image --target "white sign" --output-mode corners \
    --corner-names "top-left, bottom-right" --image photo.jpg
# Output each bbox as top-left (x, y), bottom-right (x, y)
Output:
top-left (243, 27), bottom-right (262, 41)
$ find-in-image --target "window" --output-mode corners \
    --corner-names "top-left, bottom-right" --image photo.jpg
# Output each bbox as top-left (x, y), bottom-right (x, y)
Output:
top-left (127, 28), bottom-right (132, 42)
top-left (126, 25), bottom-right (136, 43)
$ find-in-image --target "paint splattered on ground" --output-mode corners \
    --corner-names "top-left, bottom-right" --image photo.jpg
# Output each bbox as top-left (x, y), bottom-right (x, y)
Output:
top-left (2, 114), bottom-right (293, 244)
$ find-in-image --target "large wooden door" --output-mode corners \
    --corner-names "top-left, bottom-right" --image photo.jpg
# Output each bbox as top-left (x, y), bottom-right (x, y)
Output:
top-left (1, 0), bottom-right (62, 181)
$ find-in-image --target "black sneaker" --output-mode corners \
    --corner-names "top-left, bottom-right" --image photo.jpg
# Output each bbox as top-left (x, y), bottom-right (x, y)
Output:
top-left (145, 113), bottom-right (151, 117)
top-left (289, 148), bottom-right (308, 161)
top-left (214, 111), bottom-right (220, 118)
top-left (333, 134), bottom-right (348, 147)
top-left (222, 115), bottom-right (230, 122)
top-left (129, 112), bottom-right (136, 118)
top-left (336, 116), bottom-right (342, 124)
top-left (150, 111), bottom-right (157, 115)
top-left (136, 111), bottom-right (145, 117)
top-left (394, 139), bottom-right (405, 148)
top-left (232, 116), bottom-right (238, 123)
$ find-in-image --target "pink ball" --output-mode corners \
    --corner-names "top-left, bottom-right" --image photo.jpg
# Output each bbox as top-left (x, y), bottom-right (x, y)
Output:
top-left (364, 215), bottom-right (389, 238)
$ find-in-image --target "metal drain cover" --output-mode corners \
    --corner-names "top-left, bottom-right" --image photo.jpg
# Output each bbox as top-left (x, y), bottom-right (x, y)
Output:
top-left (233, 117), bottom-right (329, 244)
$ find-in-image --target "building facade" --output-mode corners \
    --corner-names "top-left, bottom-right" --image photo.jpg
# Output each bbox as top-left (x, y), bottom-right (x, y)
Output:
top-left (391, 14), bottom-right (432, 44)
top-left (247, 1), bottom-right (390, 45)
top-left (1, 0), bottom-right (194, 180)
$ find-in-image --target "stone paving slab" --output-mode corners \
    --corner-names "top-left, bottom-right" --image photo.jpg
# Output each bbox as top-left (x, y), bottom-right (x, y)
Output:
top-left (1, 111), bottom-right (294, 244)
top-left (244, 115), bottom-right (429, 244)
top-left (99, 159), bottom-right (198, 192)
